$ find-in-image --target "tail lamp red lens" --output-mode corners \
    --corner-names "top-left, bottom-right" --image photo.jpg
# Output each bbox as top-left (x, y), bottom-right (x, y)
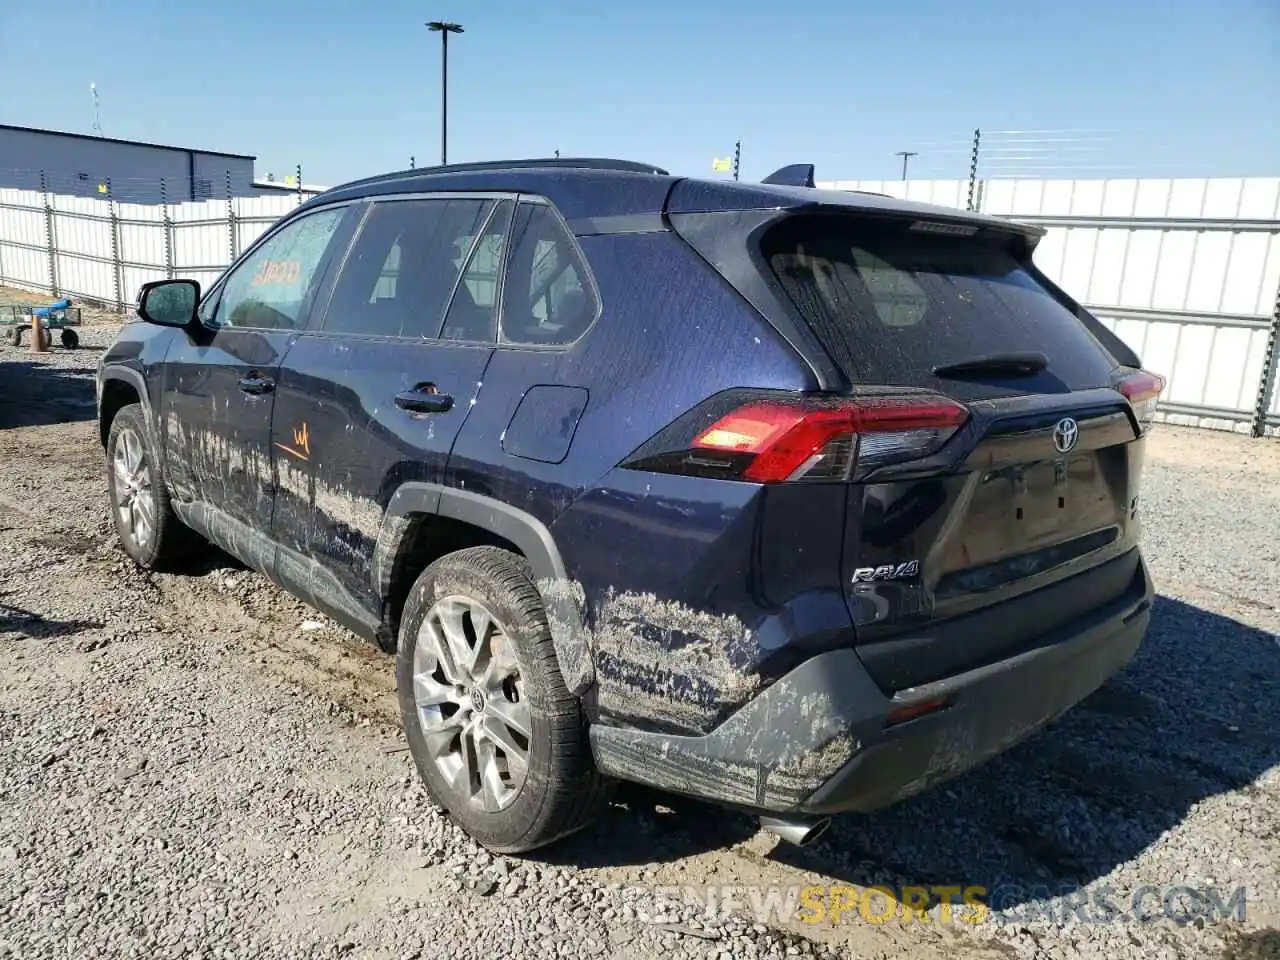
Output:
top-left (1116, 369), bottom-right (1165, 429)
top-left (690, 393), bottom-right (969, 483)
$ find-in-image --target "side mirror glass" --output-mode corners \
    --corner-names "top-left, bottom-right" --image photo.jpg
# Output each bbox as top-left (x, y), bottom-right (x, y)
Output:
top-left (137, 279), bottom-right (200, 328)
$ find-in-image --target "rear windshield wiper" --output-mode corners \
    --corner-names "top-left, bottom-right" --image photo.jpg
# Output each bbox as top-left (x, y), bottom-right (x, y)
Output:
top-left (932, 351), bottom-right (1049, 378)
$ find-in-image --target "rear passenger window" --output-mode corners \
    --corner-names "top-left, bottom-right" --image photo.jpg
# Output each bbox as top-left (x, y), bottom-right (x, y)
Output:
top-left (321, 198), bottom-right (502, 340)
top-left (441, 200), bottom-right (514, 342)
top-left (499, 202), bottom-right (597, 347)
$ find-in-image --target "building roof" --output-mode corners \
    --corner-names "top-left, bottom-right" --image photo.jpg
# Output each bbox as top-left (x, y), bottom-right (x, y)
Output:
top-left (0, 123), bottom-right (255, 161)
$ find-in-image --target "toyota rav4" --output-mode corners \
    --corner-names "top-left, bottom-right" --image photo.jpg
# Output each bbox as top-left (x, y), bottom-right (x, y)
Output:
top-left (96, 158), bottom-right (1162, 853)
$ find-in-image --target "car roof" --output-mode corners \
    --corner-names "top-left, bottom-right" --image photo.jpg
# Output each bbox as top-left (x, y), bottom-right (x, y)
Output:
top-left (300, 158), bottom-right (1041, 239)
top-left (305, 159), bottom-right (679, 224)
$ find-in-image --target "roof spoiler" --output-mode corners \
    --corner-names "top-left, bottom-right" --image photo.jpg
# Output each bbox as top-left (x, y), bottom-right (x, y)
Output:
top-left (761, 164), bottom-right (815, 188)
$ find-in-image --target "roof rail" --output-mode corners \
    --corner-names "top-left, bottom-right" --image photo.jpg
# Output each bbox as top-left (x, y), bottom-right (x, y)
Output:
top-left (761, 164), bottom-right (816, 188)
top-left (338, 157), bottom-right (669, 191)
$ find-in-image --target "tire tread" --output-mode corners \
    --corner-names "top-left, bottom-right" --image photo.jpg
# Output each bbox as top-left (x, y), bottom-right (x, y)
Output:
top-left (397, 545), bottom-right (611, 853)
top-left (105, 403), bottom-right (202, 569)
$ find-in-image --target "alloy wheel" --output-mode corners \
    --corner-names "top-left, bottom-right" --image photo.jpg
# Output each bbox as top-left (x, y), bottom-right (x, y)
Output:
top-left (112, 426), bottom-right (155, 551)
top-left (412, 595), bottom-right (532, 811)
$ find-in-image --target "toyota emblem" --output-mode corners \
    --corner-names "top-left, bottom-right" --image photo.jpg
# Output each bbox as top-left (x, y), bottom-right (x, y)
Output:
top-left (1053, 417), bottom-right (1079, 454)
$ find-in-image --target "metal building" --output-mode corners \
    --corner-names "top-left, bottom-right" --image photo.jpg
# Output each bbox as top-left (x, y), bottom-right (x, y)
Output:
top-left (0, 123), bottom-right (259, 204)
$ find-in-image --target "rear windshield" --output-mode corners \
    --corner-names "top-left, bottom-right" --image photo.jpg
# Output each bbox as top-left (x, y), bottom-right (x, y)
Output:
top-left (759, 213), bottom-right (1118, 395)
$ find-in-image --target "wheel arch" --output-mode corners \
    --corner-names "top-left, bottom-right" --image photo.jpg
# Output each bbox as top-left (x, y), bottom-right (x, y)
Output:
top-left (98, 368), bottom-right (153, 449)
top-left (373, 483), bottom-right (595, 696)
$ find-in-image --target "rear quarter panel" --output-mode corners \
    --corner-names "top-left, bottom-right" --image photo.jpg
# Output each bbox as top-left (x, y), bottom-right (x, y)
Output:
top-left (448, 229), bottom-right (845, 735)
top-left (447, 229), bottom-right (815, 521)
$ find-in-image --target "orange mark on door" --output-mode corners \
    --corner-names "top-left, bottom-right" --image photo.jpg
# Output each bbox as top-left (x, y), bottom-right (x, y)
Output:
top-left (274, 421), bottom-right (311, 461)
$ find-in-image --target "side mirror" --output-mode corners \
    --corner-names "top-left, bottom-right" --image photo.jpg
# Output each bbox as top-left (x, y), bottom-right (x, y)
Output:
top-left (137, 279), bottom-right (201, 328)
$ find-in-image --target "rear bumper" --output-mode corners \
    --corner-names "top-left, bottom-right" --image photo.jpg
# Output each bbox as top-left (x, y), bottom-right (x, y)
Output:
top-left (589, 554), bottom-right (1153, 814)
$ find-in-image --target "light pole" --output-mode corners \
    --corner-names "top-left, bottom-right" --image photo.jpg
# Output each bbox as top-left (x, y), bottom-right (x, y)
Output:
top-left (895, 150), bottom-right (918, 180)
top-left (426, 20), bottom-right (463, 165)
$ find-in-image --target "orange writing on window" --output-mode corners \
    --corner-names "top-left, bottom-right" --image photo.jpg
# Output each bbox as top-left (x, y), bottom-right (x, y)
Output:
top-left (252, 259), bottom-right (302, 287)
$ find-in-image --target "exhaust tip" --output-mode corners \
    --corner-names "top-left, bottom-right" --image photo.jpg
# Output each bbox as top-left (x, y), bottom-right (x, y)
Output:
top-left (759, 815), bottom-right (831, 847)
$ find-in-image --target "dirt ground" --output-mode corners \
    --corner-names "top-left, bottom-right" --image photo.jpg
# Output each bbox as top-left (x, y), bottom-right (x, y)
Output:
top-left (1, 324), bottom-right (1277, 960)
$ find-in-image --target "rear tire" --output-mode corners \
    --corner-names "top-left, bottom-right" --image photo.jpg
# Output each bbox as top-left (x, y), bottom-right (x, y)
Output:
top-left (60, 329), bottom-right (79, 349)
top-left (396, 546), bottom-right (611, 853)
top-left (105, 403), bottom-right (201, 570)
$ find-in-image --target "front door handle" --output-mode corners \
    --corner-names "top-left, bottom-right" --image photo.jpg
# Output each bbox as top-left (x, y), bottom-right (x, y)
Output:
top-left (239, 374), bottom-right (274, 395)
top-left (395, 385), bottom-right (453, 414)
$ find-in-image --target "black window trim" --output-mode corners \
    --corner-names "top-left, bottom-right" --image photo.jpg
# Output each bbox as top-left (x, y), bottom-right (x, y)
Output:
top-left (495, 194), bottom-right (603, 352)
top-left (195, 197), bottom-right (363, 335)
top-left (307, 190), bottom-right (518, 346)
top-left (440, 197), bottom-right (516, 344)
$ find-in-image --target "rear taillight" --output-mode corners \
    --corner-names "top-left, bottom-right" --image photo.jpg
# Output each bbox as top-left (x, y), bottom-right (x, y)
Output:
top-left (626, 392), bottom-right (969, 483)
top-left (1116, 370), bottom-right (1165, 430)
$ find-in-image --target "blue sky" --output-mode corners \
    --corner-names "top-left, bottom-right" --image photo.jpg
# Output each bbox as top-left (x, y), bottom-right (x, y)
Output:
top-left (2, 0), bottom-right (1277, 186)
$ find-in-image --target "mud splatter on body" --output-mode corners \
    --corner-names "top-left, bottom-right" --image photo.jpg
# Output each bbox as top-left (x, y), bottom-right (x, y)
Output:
top-left (589, 589), bottom-right (762, 734)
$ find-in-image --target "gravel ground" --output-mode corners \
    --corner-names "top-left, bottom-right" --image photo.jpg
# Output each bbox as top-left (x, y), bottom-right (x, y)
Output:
top-left (1, 322), bottom-right (1277, 960)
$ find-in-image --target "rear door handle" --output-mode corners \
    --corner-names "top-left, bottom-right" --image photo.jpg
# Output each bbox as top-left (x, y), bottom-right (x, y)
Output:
top-left (238, 375), bottom-right (274, 395)
top-left (395, 385), bottom-right (453, 414)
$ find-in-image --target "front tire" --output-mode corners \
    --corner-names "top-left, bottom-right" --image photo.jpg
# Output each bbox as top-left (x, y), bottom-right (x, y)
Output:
top-left (396, 546), bottom-right (611, 853)
top-left (105, 403), bottom-right (200, 569)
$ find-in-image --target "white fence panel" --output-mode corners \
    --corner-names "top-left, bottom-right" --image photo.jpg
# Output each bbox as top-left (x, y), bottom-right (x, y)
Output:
top-left (0, 247), bottom-right (46, 290)
top-left (0, 190), bottom-right (303, 305)
top-left (118, 201), bottom-right (167, 287)
top-left (121, 266), bottom-right (170, 304)
top-left (48, 194), bottom-right (116, 303)
top-left (173, 222), bottom-right (230, 271)
top-left (50, 208), bottom-right (111, 258)
top-left (234, 195), bottom-right (297, 254)
top-left (0, 188), bottom-right (51, 291)
top-left (171, 199), bottom-right (226, 223)
top-left (5, 175), bottom-right (1278, 437)
top-left (170, 199), bottom-right (235, 291)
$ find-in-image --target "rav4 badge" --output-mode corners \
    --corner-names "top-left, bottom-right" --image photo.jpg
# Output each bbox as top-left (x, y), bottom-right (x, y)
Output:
top-left (851, 561), bottom-right (920, 584)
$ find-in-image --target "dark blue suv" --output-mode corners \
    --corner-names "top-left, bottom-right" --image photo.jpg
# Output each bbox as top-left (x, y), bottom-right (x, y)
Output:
top-left (96, 158), bottom-right (1163, 853)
